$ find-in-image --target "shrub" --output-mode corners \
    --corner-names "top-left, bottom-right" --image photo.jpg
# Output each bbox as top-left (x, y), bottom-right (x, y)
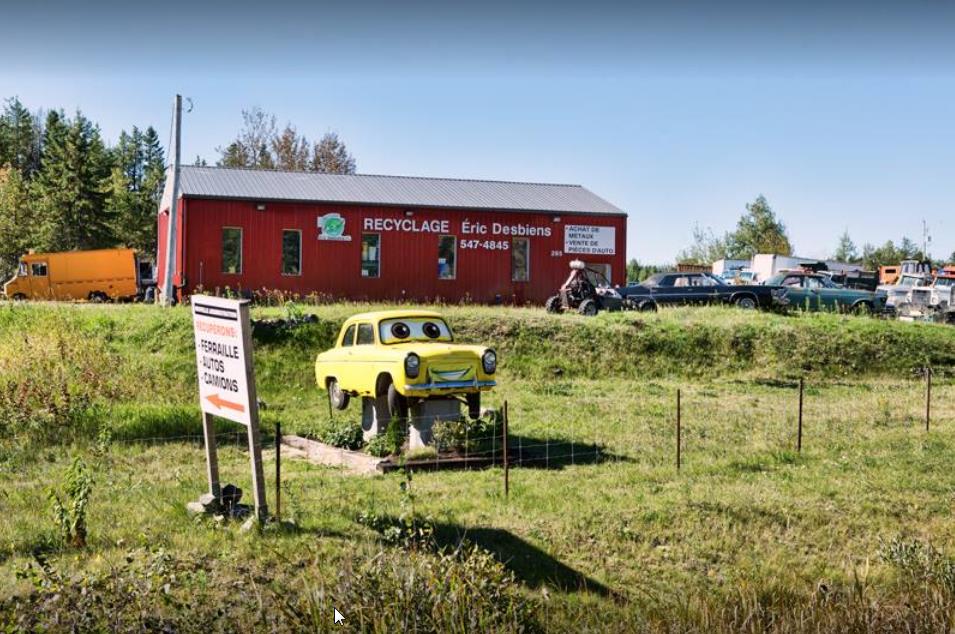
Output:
top-left (320, 419), bottom-right (364, 450)
top-left (48, 457), bottom-right (93, 548)
top-left (365, 418), bottom-right (408, 457)
top-left (432, 416), bottom-right (501, 454)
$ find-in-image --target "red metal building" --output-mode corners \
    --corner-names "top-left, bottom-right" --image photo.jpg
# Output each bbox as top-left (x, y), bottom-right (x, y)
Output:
top-left (157, 166), bottom-right (626, 304)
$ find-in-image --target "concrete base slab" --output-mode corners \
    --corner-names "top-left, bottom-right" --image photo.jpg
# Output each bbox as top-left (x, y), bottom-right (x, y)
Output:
top-left (409, 399), bottom-right (461, 449)
top-left (361, 395), bottom-right (390, 441)
top-left (279, 434), bottom-right (385, 475)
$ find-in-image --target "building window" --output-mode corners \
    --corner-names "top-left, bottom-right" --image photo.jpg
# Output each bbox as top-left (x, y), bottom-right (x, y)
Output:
top-left (222, 227), bottom-right (242, 274)
top-left (361, 233), bottom-right (380, 278)
top-left (31, 262), bottom-right (48, 276)
top-left (282, 229), bottom-right (301, 276)
top-left (438, 235), bottom-right (456, 279)
top-left (512, 238), bottom-right (529, 281)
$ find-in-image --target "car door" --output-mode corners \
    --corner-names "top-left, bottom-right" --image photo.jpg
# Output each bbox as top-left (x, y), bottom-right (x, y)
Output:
top-left (651, 275), bottom-right (689, 305)
top-left (28, 261), bottom-right (50, 299)
top-left (778, 275), bottom-right (810, 309)
top-left (332, 324), bottom-right (358, 387)
top-left (801, 276), bottom-right (830, 311)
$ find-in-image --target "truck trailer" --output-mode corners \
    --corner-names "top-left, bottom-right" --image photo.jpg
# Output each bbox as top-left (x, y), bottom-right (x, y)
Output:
top-left (2, 248), bottom-right (151, 302)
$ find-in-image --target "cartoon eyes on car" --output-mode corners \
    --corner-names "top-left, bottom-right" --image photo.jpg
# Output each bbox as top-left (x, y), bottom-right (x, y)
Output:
top-left (389, 321), bottom-right (442, 340)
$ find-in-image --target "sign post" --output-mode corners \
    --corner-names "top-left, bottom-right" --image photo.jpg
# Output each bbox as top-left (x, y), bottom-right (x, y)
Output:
top-left (192, 295), bottom-right (268, 522)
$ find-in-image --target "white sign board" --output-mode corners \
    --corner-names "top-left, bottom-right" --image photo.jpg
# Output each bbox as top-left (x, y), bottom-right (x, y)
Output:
top-left (192, 295), bottom-right (255, 426)
top-left (564, 225), bottom-right (616, 255)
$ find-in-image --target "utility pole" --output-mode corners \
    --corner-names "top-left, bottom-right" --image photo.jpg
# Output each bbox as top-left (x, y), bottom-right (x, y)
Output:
top-left (922, 219), bottom-right (931, 261)
top-left (161, 94), bottom-right (183, 307)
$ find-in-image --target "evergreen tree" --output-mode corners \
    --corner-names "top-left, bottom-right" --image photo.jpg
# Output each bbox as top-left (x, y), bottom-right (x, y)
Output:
top-left (311, 132), bottom-right (356, 174)
top-left (32, 111), bottom-right (114, 251)
top-left (0, 97), bottom-right (41, 178)
top-left (859, 238), bottom-right (924, 270)
top-left (726, 195), bottom-right (792, 258)
top-left (0, 167), bottom-right (35, 279)
top-left (108, 125), bottom-right (165, 253)
top-left (832, 229), bottom-right (859, 263)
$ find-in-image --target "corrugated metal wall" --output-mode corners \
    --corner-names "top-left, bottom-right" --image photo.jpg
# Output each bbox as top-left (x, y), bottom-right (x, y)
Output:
top-left (161, 199), bottom-right (626, 304)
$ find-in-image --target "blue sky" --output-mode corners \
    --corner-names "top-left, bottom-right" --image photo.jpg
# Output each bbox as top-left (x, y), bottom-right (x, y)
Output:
top-left (1, 0), bottom-right (953, 263)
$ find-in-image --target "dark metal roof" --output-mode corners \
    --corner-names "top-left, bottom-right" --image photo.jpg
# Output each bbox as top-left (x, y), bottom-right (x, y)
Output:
top-left (163, 165), bottom-right (625, 216)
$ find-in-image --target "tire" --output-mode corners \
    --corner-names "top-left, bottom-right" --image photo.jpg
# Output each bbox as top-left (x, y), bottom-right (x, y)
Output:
top-left (327, 378), bottom-right (350, 410)
top-left (387, 382), bottom-right (409, 421)
top-left (89, 291), bottom-right (109, 303)
top-left (638, 300), bottom-right (657, 313)
top-left (11, 293), bottom-right (27, 301)
top-left (852, 301), bottom-right (873, 316)
top-left (466, 393), bottom-right (481, 420)
top-left (578, 299), bottom-right (598, 316)
top-left (545, 295), bottom-right (563, 314)
top-left (734, 295), bottom-right (757, 310)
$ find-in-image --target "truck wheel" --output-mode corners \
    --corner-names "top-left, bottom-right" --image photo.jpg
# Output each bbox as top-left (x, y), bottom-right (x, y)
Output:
top-left (545, 295), bottom-right (563, 314)
top-left (734, 295), bottom-right (757, 310)
top-left (466, 393), bottom-right (481, 420)
top-left (387, 383), bottom-right (409, 421)
top-left (89, 291), bottom-right (109, 303)
top-left (11, 293), bottom-right (26, 301)
top-left (327, 379), bottom-right (350, 410)
top-left (578, 299), bottom-right (598, 316)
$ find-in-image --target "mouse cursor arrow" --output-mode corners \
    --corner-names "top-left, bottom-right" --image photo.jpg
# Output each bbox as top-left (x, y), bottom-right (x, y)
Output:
top-left (334, 608), bottom-right (345, 625)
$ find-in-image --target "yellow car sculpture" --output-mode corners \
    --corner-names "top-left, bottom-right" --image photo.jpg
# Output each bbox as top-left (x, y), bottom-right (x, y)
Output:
top-left (315, 310), bottom-right (497, 420)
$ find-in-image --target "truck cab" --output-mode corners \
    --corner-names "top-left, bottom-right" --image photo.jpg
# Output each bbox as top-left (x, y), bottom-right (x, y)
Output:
top-left (3, 257), bottom-right (50, 300)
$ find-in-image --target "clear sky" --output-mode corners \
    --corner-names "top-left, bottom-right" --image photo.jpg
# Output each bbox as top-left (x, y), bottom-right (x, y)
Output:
top-left (1, 0), bottom-right (953, 263)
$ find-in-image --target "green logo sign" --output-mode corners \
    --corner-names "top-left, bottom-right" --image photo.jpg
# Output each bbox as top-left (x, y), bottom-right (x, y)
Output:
top-left (317, 213), bottom-right (351, 241)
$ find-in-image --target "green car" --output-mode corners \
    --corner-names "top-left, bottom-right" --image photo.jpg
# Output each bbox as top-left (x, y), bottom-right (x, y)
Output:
top-left (766, 272), bottom-right (886, 313)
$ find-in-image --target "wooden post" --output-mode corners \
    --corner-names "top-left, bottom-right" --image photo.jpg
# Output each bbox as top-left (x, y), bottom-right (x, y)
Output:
top-left (926, 367), bottom-right (932, 432)
top-left (797, 377), bottom-right (804, 453)
top-left (676, 389), bottom-right (682, 471)
top-left (503, 401), bottom-right (509, 497)
top-left (202, 412), bottom-right (221, 499)
top-left (275, 422), bottom-right (281, 522)
top-left (239, 302), bottom-right (269, 522)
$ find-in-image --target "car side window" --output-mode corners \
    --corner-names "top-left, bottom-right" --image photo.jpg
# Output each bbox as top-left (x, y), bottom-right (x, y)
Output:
top-left (31, 262), bottom-right (48, 276)
top-left (340, 324), bottom-right (356, 347)
top-left (804, 277), bottom-right (823, 289)
top-left (356, 323), bottom-right (375, 345)
top-left (782, 276), bottom-right (802, 287)
top-left (656, 276), bottom-right (675, 287)
top-left (673, 276), bottom-right (689, 288)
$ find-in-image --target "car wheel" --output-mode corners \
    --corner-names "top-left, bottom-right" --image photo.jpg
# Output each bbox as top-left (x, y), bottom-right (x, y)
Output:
top-left (11, 293), bottom-right (27, 301)
top-left (327, 378), bottom-right (350, 410)
top-left (387, 382), bottom-right (409, 421)
top-left (545, 295), bottom-right (563, 314)
top-left (852, 301), bottom-right (873, 315)
top-left (734, 295), bottom-right (757, 310)
top-left (638, 300), bottom-right (657, 312)
top-left (578, 299), bottom-right (598, 316)
top-left (466, 393), bottom-right (481, 420)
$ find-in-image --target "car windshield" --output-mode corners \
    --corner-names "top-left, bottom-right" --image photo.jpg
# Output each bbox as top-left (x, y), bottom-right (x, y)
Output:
top-left (379, 317), bottom-right (453, 344)
top-left (935, 277), bottom-right (955, 288)
top-left (898, 275), bottom-right (922, 287)
top-left (640, 273), bottom-right (666, 287)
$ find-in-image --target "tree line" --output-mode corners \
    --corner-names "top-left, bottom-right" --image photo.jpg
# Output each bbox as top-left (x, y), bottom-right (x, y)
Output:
top-left (0, 99), bottom-right (359, 281)
top-left (675, 194), bottom-right (953, 276)
top-left (0, 97), bottom-right (164, 280)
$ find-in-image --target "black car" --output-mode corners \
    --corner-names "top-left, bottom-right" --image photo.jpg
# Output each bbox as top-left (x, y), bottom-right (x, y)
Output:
top-left (619, 272), bottom-right (787, 311)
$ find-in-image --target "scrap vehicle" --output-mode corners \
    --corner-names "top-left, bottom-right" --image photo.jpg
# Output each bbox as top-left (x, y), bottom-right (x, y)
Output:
top-left (765, 270), bottom-right (886, 313)
top-left (895, 266), bottom-right (955, 324)
top-left (618, 271), bottom-right (787, 311)
top-left (879, 259), bottom-right (932, 286)
top-left (877, 270), bottom-right (933, 312)
top-left (822, 269), bottom-right (879, 292)
top-left (2, 248), bottom-right (151, 302)
top-left (545, 259), bottom-right (625, 316)
top-left (314, 310), bottom-right (497, 420)
top-left (750, 253), bottom-right (862, 284)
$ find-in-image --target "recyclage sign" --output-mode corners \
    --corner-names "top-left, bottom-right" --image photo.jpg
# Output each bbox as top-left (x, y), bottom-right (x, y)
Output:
top-left (564, 225), bottom-right (616, 255)
top-left (192, 295), bottom-right (256, 426)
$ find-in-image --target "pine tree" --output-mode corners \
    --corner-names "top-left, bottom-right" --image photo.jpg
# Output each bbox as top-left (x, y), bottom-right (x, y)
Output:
top-left (0, 167), bottom-right (35, 279)
top-left (108, 125), bottom-right (165, 253)
top-left (271, 124), bottom-right (310, 170)
top-left (33, 111), bottom-right (115, 251)
top-left (311, 132), bottom-right (356, 174)
top-left (0, 97), bottom-right (41, 178)
top-left (832, 229), bottom-right (859, 263)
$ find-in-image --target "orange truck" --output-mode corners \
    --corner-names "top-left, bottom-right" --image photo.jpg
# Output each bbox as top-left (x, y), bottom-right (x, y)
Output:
top-left (2, 248), bottom-right (152, 302)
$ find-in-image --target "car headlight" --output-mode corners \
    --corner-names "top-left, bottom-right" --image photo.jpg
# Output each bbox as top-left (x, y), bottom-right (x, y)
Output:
top-left (404, 353), bottom-right (420, 379)
top-left (482, 349), bottom-right (497, 374)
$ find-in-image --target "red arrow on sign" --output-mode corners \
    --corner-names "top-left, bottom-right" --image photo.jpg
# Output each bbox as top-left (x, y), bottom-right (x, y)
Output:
top-left (206, 393), bottom-right (246, 413)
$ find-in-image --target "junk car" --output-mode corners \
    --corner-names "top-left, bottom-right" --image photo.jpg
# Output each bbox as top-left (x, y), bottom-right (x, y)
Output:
top-left (618, 272), bottom-right (787, 311)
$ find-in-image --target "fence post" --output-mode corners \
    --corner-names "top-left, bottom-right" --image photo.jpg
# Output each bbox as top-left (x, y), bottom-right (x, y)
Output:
top-left (676, 389), bottom-right (682, 471)
top-left (797, 377), bottom-right (804, 453)
top-left (275, 422), bottom-right (281, 522)
top-left (926, 366), bottom-right (932, 433)
top-left (503, 401), bottom-right (509, 497)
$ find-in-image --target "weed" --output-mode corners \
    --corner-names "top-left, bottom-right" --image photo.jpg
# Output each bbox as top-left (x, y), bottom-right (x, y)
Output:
top-left (48, 457), bottom-right (93, 548)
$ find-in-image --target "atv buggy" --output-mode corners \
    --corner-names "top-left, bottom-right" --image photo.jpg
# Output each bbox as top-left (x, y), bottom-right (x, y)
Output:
top-left (545, 260), bottom-right (625, 316)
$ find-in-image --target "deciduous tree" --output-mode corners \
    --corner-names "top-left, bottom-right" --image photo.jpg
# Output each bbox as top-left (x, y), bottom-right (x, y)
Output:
top-left (726, 195), bottom-right (792, 258)
top-left (832, 229), bottom-right (859, 263)
top-left (311, 132), bottom-right (356, 174)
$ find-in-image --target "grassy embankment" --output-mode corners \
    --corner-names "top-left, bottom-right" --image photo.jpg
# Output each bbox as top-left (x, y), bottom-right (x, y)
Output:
top-left (1, 302), bottom-right (955, 631)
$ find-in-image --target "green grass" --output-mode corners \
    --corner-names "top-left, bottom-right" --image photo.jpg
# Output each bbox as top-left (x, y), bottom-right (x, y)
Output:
top-left (1, 301), bottom-right (955, 631)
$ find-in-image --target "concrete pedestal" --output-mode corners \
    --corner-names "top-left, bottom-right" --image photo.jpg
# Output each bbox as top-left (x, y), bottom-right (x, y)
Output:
top-left (409, 398), bottom-right (462, 449)
top-left (361, 395), bottom-right (390, 441)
